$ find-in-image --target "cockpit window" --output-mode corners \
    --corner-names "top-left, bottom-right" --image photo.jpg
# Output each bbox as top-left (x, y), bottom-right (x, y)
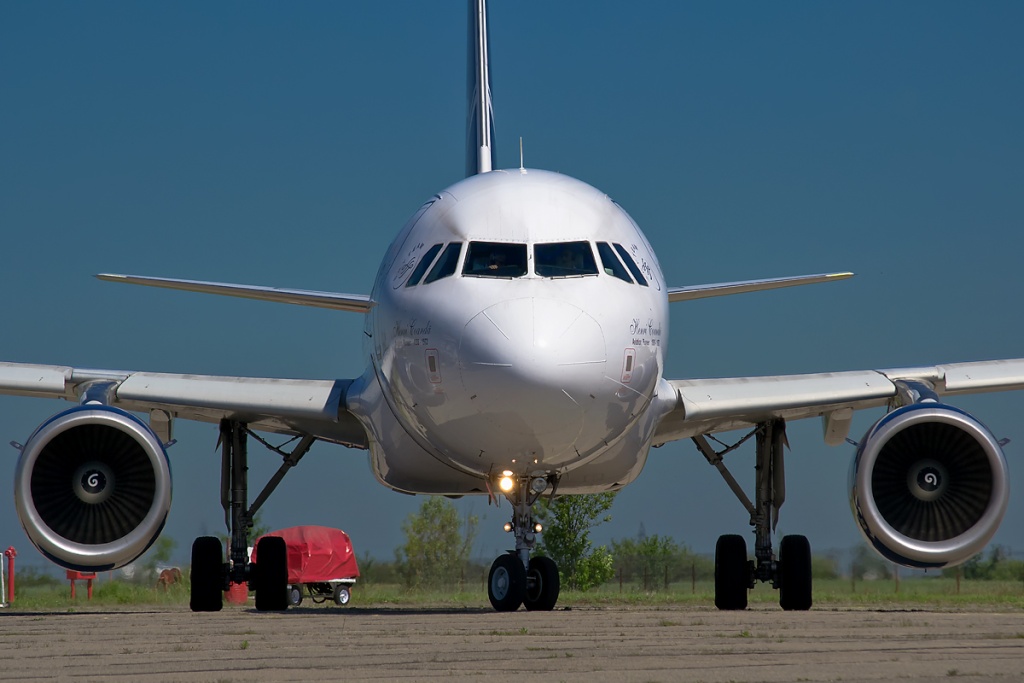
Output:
top-left (534, 241), bottom-right (598, 277)
top-left (405, 243), bottom-right (443, 287)
top-left (613, 243), bottom-right (649, 286)
top-left (423, 242), bottom-right (462, 284)
top-left (596, 242), bottom-right (633, 283)
top-left (463, 242), bottom-right (528, 278)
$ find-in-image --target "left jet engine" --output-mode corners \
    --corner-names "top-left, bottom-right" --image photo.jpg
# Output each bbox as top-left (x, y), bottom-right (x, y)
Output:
top-left (14, 405), bottom-right (172, 571)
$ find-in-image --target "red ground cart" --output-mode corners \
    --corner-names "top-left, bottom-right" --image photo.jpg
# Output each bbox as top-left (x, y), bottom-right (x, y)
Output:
top-left (252, 526), bottom-right (360, 607)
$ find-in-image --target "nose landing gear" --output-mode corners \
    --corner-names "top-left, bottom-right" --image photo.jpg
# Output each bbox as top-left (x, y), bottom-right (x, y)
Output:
top-left (486, 474), bottom-right (560, 612)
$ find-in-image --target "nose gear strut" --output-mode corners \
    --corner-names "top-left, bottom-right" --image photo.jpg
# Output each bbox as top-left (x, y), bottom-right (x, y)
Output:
top-left (487, 475), bottom-right (560, 611)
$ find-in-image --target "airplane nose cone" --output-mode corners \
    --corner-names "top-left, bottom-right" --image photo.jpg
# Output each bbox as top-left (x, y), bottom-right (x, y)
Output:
top-left (459, 298), bottom-right (607, 463)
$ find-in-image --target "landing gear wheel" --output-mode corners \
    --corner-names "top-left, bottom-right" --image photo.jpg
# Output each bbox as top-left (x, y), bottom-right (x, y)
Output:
top-left (524, 556), bottom-right (560, 611)
top-left (488, 553), bottom-right (527, 612)
top-left (254, 536), bottom-right (288, 611)
top-left (288, 584), bottom-right (303, 607)
top-left (778, 534), bottom-right (812, 611)
top-left (190, 536), bottom-right (224, 612)
top-left (333, 585), bottom-right (351, 606)
top-left (715, 534), bottom-right (750, 611)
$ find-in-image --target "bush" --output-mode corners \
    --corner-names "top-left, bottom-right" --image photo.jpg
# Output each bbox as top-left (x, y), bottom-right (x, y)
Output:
top-left (396, 497), bottom-right (478, 589)
top-left (535, 493), bottom-right (617, 591)
top-left (811, 554), bottom-right (840, 580)
top-left (610, 535), bottom-right (714, 588)
top-left (962, 545), bottom-right (1024, 581)
top-left (10, 565), bottom-right (62, 589)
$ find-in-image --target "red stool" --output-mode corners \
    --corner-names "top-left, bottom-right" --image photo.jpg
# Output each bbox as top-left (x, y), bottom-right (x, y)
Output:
top-left (67, 570), bottom-right (97, 599)
top-left (225, 581), bottom-right (249, 604)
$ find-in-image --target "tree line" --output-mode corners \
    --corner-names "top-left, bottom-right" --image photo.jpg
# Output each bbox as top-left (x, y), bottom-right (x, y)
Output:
top-left (378, 495), bottom-right (1024, 591)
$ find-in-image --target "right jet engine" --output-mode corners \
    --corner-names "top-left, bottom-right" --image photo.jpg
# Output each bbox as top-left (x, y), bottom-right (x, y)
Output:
top-left (849, 402), bottom-right (1009, 568)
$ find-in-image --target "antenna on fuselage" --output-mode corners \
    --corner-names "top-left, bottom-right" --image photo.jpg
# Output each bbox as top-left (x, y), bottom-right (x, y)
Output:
top-left (466, 0), bottom-right (495, 176)
top-left (519, 136), bottom-right (525, 172)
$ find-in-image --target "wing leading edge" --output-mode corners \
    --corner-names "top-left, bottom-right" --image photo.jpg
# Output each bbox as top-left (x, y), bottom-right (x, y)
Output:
top-left (96, 273), bottom-right (375, 313)
top-left (667, 272), bottom-right (853, 302)
top-left (654, 358), bottom-right (1024, 446)
top-left (0, 361), bottom-right (368, 448)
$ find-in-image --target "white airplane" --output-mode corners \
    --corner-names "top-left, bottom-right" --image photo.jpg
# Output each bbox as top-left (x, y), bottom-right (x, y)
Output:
top-left (2, 0), bottom-right (1022, 613)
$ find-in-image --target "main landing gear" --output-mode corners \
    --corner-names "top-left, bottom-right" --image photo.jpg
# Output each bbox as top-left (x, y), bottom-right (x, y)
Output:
top-left (694, 419), bottom-right (812, 611)
top-left (190, 419), bottom-right (316, 612)
top-left (487, 474), bottom-right (560, 612)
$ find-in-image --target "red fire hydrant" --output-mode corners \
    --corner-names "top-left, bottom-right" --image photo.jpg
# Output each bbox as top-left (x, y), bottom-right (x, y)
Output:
top-left (3, 547), bottom-right (15, 604)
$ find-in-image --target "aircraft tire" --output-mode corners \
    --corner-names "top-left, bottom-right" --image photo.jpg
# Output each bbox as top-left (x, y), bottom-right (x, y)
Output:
top-left (288, 584), bottom-right (303, 607)
top-left (488, 553), bottom-right (526, 612)
top-left (714, 534), bottom-right (749, 611)
top-left (333, 585), bottom-right (351, 606)
top-left (779, 534), bottom-right (813, 611)
top-left (523, 556), bottom-right (560, 611)
top-left (254, 536), bottom-right (289, 611)
top-left (189, 536), bottom-right (224, 612)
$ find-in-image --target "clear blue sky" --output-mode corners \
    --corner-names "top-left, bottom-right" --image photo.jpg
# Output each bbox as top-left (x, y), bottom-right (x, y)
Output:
top-left (2, 1), bottom-right (1023, 569)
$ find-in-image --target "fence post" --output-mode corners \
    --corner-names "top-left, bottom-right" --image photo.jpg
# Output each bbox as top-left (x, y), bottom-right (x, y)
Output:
top-left (691, 562), bottom-right (696, 594)
top-left (664, 564), bottom-right (668, 591)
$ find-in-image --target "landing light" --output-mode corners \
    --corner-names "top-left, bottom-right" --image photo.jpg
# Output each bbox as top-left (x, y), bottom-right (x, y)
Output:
top-left (503, 522), bottom-right (513, 533)
top-left (498, 472), bottom-right (515, 493)
top-left (529, 477), bottom-right (548, 495)
top-left (534, 523), bottom-right (543, 533)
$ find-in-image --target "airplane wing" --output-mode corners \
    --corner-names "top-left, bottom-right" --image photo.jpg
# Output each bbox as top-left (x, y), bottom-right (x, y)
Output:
top-left (667, 272), bottom-right (853, 302)
top-left (0, 361), bottom-right (369, 448)
top-left (653, 358), bottom-right (1024, 446)
top-left (96, 273), bottom-right (375, 313)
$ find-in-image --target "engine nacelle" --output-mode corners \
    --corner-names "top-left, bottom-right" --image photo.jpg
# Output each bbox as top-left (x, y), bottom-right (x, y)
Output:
top-left (849, 402), bottom-right (1009, 569)
top-left (14, 405), bottom-right (172, 571)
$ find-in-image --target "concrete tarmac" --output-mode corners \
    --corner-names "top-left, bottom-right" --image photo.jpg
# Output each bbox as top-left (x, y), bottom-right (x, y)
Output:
top-left (2, 604), bottom-right (1023, 682)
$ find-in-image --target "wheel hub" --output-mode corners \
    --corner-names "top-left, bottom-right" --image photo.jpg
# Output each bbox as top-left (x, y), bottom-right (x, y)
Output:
top-left (491, 567), bottom-right (511, 600)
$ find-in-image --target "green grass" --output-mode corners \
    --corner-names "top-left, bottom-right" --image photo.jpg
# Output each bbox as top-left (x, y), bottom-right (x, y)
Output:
top-left (10, 579), bottom-right (191, 609)
top-left (7, 577), bottom-right (1024, 610)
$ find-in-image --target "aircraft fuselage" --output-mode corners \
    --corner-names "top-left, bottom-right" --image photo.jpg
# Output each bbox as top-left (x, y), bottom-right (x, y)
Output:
top-left (349, 169), bottom-right (671, 495)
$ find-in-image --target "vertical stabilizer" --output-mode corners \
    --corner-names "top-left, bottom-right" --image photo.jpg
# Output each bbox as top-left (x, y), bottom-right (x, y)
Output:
top-left (466, 0), bottom-right (495, 176)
